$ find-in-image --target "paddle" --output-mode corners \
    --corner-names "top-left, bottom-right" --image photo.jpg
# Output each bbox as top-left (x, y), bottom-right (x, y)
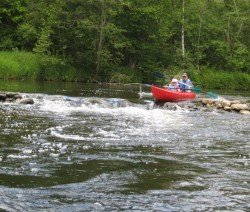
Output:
top-left (179, 82), bottom-right (218, 99)
top-left (191, 88), bottom-right (218, 98)
top-left (185, 87), bottom-right (218, 98)
top-left (206, 92), bottom-right (218, 99)
top-left (141, 83), bottom-right (153, 87)
top-left (188, 86), bottom-right (201, 93)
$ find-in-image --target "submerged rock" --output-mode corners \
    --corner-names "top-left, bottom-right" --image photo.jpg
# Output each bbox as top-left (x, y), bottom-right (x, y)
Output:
top-left (0, 94), bottom-right (7, 102)
top-left (6, 92), bottom-right (20, 98)
top-left (0, 92), bottom-right (34, 105)
top-left (17, 98), bottom-right (34, 105)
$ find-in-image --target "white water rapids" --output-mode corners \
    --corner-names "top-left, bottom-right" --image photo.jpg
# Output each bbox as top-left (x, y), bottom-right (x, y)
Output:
top-left (0, 91), bottom-right (249, 211)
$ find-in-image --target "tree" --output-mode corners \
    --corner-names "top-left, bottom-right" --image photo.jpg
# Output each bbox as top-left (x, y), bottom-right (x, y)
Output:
top-left (8, 0), bottom-right (250, 82)
top-left (0, 0), bottom-right (28, 50)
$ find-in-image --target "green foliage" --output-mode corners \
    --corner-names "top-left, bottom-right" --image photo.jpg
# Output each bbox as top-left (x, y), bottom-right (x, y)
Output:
top-left (0, 51), bottom-right (39, 80)
top-left (0, 51), bottom-right (77, 81)
top-left (110, 73), bottom-right (131, 84)
top-left (109, 67), bottom-right (142, 84)
top-left (0, 0), bottom-right (249, 90)
top-left (196, 68), bottom-right (250, 90)
top-left (0, 0), bottom-right (28, 49)
top-left (33, 28), bottom-right (53, 55)
top-left (37, 55), bottom-right (78, 81)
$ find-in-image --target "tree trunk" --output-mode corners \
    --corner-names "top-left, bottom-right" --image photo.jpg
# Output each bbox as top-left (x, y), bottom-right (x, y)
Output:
top-left (181, 0), bottom-right (185, 71)
top-left (197, 2), bottom-right (206, 72)
top-left (95, 0), bottom-right (106, 78)
top-left (197, 18), bottom-right (202, 72)
top-left (226, 16), bottom-right (232, 63)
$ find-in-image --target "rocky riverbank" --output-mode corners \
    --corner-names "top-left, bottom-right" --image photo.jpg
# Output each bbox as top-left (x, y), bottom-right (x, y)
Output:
top-left (156, 98), bottom-right (250, 115)
top-left (0, 92), bottom-right (34, 104)
top-left (196, 98), bottom-right (250, 114)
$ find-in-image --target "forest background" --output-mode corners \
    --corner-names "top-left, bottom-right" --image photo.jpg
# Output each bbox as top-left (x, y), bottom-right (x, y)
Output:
top-left (0, 0), bottom-right (249, 90)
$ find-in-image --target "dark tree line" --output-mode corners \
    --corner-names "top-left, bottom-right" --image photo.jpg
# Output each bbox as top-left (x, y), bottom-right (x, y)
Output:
top-left (0, 0), bottom-right (249, 82)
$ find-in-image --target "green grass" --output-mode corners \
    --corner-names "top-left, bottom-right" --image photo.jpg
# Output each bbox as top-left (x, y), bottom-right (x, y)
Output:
top-left (0, 51), bottom-right (39, 80)
top-left (0, 51), bottom-right (78, 81)
top-left (159, 67), bottom-right (250, 90)
top-left (192, 68), bottom-right (250, 90)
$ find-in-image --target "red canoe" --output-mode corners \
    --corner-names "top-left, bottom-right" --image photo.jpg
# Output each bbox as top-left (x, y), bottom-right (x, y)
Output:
top-left (151, 85), bottom-right (196, 101)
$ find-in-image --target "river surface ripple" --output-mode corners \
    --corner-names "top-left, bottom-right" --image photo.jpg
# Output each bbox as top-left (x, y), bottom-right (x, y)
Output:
top-left (0, 87), bottom-right (250, 211)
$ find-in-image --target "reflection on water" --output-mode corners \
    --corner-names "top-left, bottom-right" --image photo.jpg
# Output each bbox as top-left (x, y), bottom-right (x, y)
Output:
top-left (0, 82), bottom-right (250, 211)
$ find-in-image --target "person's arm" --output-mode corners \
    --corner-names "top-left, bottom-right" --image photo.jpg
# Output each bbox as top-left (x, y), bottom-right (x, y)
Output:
top-left (179, 80), bottom-right (184, 90)
top-left (189, 80), bottom-right (193, 87)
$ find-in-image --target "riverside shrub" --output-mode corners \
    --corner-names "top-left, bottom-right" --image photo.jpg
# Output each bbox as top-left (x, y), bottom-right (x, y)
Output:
top-left (0, 51), bottom-right (77, 81)
top-left (192, 68), bottom-right (250, 90)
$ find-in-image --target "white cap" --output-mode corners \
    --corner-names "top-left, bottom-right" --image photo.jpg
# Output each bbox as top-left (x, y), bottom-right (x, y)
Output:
top-left (171, 78), bottom-right (178, 83)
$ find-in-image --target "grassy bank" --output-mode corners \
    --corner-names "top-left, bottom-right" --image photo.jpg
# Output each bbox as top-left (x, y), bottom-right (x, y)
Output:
top-left (1, 51), bottom-right (249, 90)
top-left (0, 51), bottom-right (78, 81)
top-left (191, 68), bottom-right (250, 90)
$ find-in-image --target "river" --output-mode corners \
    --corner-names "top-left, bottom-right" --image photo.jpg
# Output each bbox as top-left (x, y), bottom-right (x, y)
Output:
top-left (0, 81), bottom-right (249, 211)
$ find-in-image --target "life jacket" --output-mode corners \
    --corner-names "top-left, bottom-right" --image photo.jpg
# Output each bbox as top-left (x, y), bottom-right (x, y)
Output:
top-left (179, 79), bottom-right (191, 92)
top-left (168, 84), bottom-right (180, 91)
